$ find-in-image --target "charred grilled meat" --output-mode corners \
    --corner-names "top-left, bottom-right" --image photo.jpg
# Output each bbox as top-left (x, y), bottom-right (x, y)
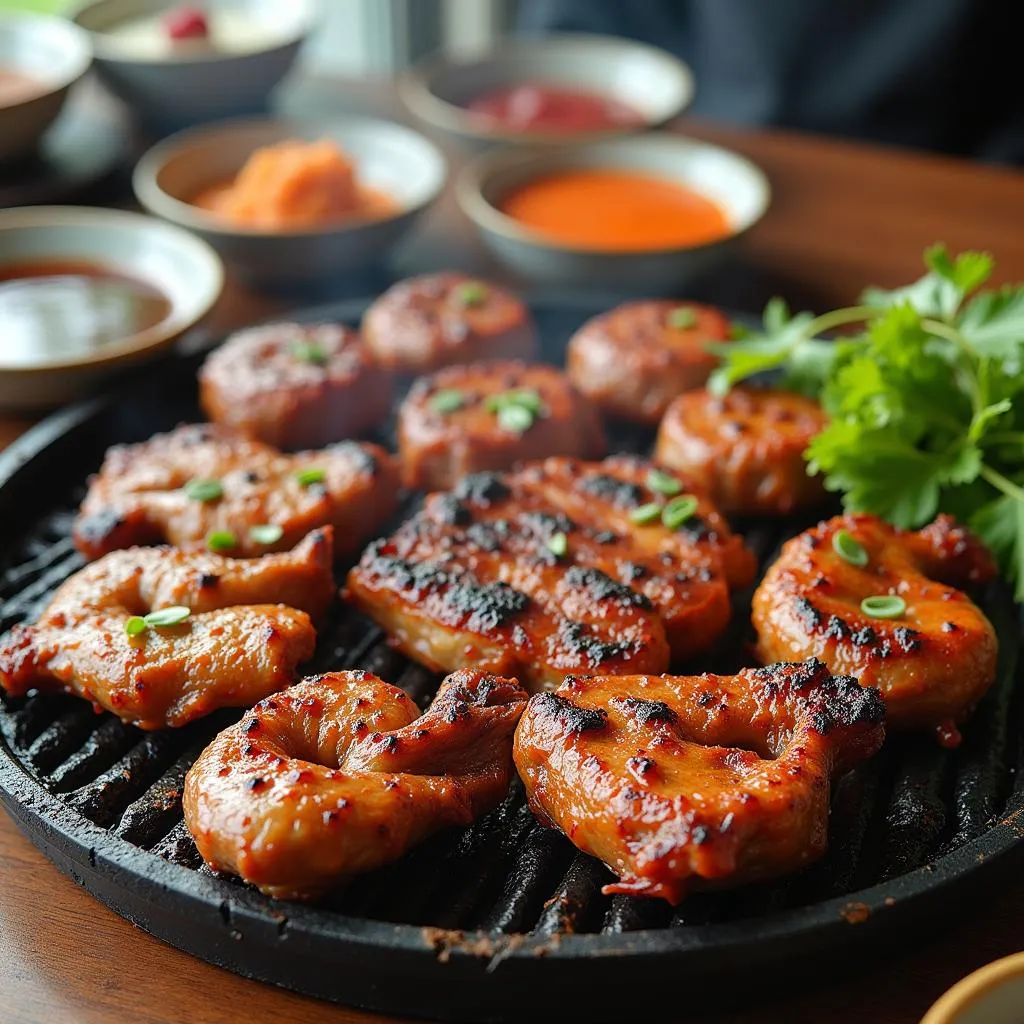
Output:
top-left (346, 457), bottom-right (755, 690)
top-left (184, 668), bottom-right (527, 899)
top-left (73, 424), bottom-right (399, 561)
top-left (0, 530), bottom-right (333, 729)
top-left (753, 514), bottom-right (997, 746)
top-left (514, 659), bottom-right (885, 903)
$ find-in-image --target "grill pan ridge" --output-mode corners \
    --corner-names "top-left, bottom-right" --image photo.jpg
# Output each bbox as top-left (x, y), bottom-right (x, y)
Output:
top-left (1, 296), bottom-right (1023, 1023)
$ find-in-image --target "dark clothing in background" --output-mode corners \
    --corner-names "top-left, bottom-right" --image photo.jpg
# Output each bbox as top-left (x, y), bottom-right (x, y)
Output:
top-left (516, 0), bottom-right (1023, 164)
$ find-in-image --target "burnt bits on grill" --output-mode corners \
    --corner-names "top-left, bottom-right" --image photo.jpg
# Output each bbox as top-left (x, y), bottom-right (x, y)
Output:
top-left (345, 456), bottom-right (756, 690)
top-left (183, 668), bottom-right (527, 899)
top-left (513, 659), bottom-right (886, 903)
top-left (72, 423), bottom-right (400, 561)
top-left (753, 513), bottom-right (998, 746)
top-left (397, 360), bottom-right (605, 491)
top-left (199, 321), bottom-right (394, 450)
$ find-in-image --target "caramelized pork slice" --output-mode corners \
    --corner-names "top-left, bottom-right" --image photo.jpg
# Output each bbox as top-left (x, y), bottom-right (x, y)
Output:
top-left (0, 530), bottom-right (333, 729)
top-left (73, 423), bottom-right (399, 561)
top-left (753, 514), bottom-right (997, 745)
top-left (655, 387), bottom-right (828, 516)
top-left (514, 660), bottom-right (885, 903)
top-left (397, 360), bottom-right (604, 491)
top-left (184, 668), bottom-right (527, 899)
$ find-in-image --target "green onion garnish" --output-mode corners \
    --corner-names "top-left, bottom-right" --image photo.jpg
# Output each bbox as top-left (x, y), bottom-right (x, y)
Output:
top-left (667, 306), bottom-right (698, 329)
top-left (429, 389), bottom-right (465, 414)
top-left (661, 494), bottom-right (699, 530)
top-left (833, 530), bottom-right (869, 567)
top-left (548, 532), bottom-right (568, 557)
top-left (206, 531), bottom-right (237, 552)
top-left (125, 616), bottom-right (147, 637)
top-left (125, 606), bottom-right (192, 636)
top-left (183, 478), bottom-right (223, 503)
top-left (629, 502), bottom-right (662, 525)
top-left (295, 467), bottom-right (327, 487)
top-left (647, 469), bottom-right (683, 496)
top-left (505, 388), bottom-right (544, 414)
top-left (249, 524), bottom-right (284, 545)
top-left (453, 281), bottom-right (487, 306)
top-left (860, 595), bottom-right (906, 619)
top-left (497, 404), bottom-right (534, 434)
top-left (290, 341), bottom-right (328, 365)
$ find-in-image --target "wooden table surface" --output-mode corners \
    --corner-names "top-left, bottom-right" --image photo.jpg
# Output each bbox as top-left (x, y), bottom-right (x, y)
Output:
top-left (3, 78), bottom-right (1024, 1024)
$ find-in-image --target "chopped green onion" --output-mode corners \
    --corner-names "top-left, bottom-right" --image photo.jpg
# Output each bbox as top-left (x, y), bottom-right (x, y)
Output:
top-left (647, 469), bottom-right (683, 496)
top-left (667, 306), bottom-right (698, 329)
top-left (429, 389), bottom-right (465, 414)
top-left (661, 494), bottom-right (699, 530)
top-left (629, 502), bottom-right (662, 525)
top-left (833, 530), bottom-right (869, 567)
top-left (453, 281), bottom-right (487, 306)
top-left (183, 478), bottom-right (223, 502)
top-left (295, 467), bottom-right (327, 487)
top-left (860, 595), bottom-right (906, 619)
top-left (290, 341), bottom-right (328, 365)
top-left (497, 403), bottom-right (534, 434)
top-left (125, 616), bottom-right (147, 637)
top-left (143, 606), bottom-right (192, 628)
top-left (206, 531), bottom-right (237, 552)
top-left (505, 388), bottom-right (544, 414)
top-left (548, 532), bottom-right (568, 557)
top-left (249, 524), bottom-right (284, 546)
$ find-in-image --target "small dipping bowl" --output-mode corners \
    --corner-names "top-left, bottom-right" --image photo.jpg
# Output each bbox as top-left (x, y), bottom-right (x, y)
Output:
top-left (0, 13), bottom-right (92, 164)
top-left (400, 33), bottom-right (694, 150)
top-left (922, 953), bottom-right (1024, 1024)
top-left (72, 0), bottom-right (315, 131)
top-left (0, 205), bottom-right (224, 410)
top-left (458, 132), bottom-right (770, 293)
top-left (133, 116), bottom-right (448, 291)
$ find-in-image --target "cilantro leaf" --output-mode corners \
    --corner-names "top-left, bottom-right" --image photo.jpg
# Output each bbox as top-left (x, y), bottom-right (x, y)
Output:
top-left (957, 286), bottom-right (1024, 362)
top-left (971, 493), bottom-right (1024, 602)
top-left (924, 244), bottom-right (994, 295)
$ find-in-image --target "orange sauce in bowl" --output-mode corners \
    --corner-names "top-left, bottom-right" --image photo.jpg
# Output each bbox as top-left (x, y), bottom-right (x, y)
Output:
top-left (498, 169), bottom-right (731, 251)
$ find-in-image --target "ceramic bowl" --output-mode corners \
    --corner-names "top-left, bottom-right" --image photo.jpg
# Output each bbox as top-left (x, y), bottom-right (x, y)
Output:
top-left (0, 205), bottom-right (224, 411)
top-left (457, 132), bottom-right (771, 293)
top-left (922, 953), bottom-right (1024, 1024)
top-left (400, 33), bottom-right (694, 150)
top-left (71, 0), bottom-right (315, 131)
top-left (0, 13), bottom-right (92, 165)
top-left (132, 115), bottom-right (447, 290)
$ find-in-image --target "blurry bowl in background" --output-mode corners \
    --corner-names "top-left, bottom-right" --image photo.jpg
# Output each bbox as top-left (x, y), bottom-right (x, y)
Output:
top-left (132, 116), bottom-right (447, 290)
top-left (400, 33), bottom-right (694, 150)
top-left (457, 133), bottom-right (770, 293)
top-left (0, 13), bottom-right (92, 164)
top-left (71, 0), bottom-right (315, 131)
top-left (922, 953), bottom-right (1024, 1024)
top-left (0, 205), bottom-right (223, 411)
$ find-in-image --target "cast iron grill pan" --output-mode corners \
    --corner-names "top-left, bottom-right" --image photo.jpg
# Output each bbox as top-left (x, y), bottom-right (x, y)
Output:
top-left (1, 297), bottom-right (1022, 1023)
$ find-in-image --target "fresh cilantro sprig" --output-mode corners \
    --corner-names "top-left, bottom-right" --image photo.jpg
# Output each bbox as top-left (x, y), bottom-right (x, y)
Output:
top-left (710, 244), bottom-right (1024, 599)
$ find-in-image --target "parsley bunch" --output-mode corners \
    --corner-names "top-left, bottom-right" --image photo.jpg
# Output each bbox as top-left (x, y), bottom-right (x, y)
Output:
top-left (708, 245), bottom-right (1024, 599)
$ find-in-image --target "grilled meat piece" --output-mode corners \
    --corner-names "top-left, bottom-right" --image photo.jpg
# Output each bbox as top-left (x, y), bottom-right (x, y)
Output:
top-left (184, 668), bottom-right (527, 899)
top-left (199, 321), bottom-right (393, 449)
top-left (566, 300), bottom-right (731, 424)
top-left (0, 530), bottom-right (333, 729)
top-left (753, 514), bottom-right (997, 746)
top-left (514, 659), bottom-right (885, 903)
top-left (73, 423), bottom-right (399, 561)
top-left (655, 387), bottom-right (828, 516)
top-left (397, 360), bottom-right (604, 490)
top-left (346, 457), bottom-right (754, 689)
top-left (361, 272), bottom-right (537, 374)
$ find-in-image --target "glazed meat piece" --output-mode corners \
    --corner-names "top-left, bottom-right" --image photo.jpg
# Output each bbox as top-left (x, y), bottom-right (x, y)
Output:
top-left (73, 424), bottom-right (400, 561)
top-left (184, 668), bottom-right (527, 899)
top-left (361, 272), bottom-right (538, 373)
top-left (655, 387), bottom-right (828, 516)
top-left (0, 530), bottom-right (333, 729)
top-left (346, 456), bottom-right (754, 689)
top-left (753, 514), bottom-right (997, 745)
top-left (514, 659), bottom-right (885, 903)
top-left (199, 322), bottom-right (393, 449)
top-left (566, 300), bottom-right (731, 424)
top-left (397, 360), bottom-right (604, 490)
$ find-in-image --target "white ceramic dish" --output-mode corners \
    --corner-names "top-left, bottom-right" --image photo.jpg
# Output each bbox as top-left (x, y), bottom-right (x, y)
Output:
top-left (922, 952), bottom-right (1024, 1024)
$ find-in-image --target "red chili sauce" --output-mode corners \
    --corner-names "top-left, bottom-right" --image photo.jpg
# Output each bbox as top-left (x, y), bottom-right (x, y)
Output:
top-left (465, 82), bottom-right (646, 133)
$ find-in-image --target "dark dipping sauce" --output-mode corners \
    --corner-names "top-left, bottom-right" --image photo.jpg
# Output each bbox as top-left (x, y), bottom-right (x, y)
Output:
top-left (465, 82), bottom-right (646, 133)
top-left (0, 260), bottom-right (172, 368)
